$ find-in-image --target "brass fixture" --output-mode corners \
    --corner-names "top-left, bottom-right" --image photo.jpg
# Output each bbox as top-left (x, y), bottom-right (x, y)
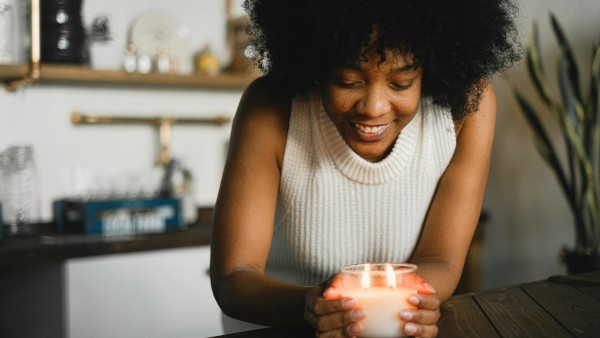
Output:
top-left (71, 111), bottom-right (230, 165)
top-left (4, 0), bottom-right (40, 91)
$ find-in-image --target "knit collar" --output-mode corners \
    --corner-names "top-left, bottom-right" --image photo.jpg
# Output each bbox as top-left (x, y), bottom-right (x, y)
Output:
top-left (313, 91), bottom-right (422, 185)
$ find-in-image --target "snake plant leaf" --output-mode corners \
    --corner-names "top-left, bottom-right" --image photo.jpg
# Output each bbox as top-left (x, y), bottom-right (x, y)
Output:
top-left (558, 50), bottom-right (585, 129)
top-left (592, 47), bottom-right (600, 216)
top-left (513, 89), bottom-right (573, 204)
top-left (550, 13), bottom-right (582, 104)
top-left (527, 23), bottom-right (555, 110)
top-left (528, 23), bottom-right (590, 182)
top-left (528, 23), bottom-right (576, 138)
top-left (516, 14), bottom-right (600, 253)
top-left (529, 25), bottom-right (589, 203)
top-left (558, 52), bottom-right (580, 203)
top-left (583, 47), bottom-right (600, 161)
top-left (592, 46), bottom-right (600, 142)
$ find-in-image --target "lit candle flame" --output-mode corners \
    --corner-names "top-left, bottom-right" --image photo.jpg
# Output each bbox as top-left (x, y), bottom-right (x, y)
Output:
top-left (361, 264), bottom-right (370, 290)
top-left (386, 264), bottom-right (396, 289)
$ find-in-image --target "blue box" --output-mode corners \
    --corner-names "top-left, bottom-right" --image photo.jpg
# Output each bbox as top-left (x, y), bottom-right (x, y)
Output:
top-left (53, 197), bottom-right (184, 235)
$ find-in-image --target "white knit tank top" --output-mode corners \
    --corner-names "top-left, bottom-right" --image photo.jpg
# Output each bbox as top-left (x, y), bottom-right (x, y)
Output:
top-left (222, 91), bottom-right (456, 333)
top-left (264, 91), bottom-right (457, 286)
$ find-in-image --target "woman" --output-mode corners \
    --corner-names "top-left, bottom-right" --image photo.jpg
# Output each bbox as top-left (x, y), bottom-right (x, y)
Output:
top-left (211, 1), bottom-right (521, 337)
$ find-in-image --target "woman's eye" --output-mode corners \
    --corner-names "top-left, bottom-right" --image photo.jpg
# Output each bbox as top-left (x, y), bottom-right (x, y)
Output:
top-left (338, 80), bottom-right (362, 88)
top-left (390, 82), bottom-right (412, 91)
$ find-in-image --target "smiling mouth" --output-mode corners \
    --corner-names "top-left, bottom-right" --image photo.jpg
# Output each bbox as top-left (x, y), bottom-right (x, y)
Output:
top-left (353, 122), bottom-right (389, 134)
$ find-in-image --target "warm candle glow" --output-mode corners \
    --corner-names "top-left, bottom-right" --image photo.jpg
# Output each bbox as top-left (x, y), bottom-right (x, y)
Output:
top-left (361, 264), bottom-right (371, 289)
top-left (341, 263), bottom-right (418, 337)
top-left (386, 264), bottom-right (396, 289)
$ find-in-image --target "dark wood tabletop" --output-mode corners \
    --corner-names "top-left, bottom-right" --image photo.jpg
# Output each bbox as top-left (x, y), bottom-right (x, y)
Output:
top-left (210, 270), bottom-right (600, 338)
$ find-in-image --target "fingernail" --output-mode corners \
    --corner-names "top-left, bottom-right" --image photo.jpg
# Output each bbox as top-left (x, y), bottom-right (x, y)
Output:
top-left (404, 323), bottom-right (417, 335)
top-left (408, 295), bottom-right (420, 305)
top-left (424, 282), bottom-right (436, 293)
top-left (348, 323), bottom-right (362, 335)
top-left (342, 297), bottom-right (357, 309)
top-left (323, 288), bottom-right (334, 297)
top-left (351, 309), bottom-right (365, 321)
top-left (400, 311), bottom-right (413, 321)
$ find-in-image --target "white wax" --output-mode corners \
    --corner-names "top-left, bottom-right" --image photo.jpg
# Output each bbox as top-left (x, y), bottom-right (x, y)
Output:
top-left (343, 286), bottom-right (416, 337)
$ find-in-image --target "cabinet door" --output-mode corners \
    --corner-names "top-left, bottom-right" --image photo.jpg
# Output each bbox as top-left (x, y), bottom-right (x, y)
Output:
top-left (67, 246), bottom-right (223, 338)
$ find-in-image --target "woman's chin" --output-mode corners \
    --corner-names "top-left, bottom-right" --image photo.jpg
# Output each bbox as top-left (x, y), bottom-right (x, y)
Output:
top-left (350, 144), bottom-right (390, 162)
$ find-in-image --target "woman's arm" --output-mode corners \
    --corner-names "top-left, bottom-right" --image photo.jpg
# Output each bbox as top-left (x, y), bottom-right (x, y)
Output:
top-left (211, 78), bottom-right (369, 337)
top-left (411, 82), bottom-right (497, 301)
top-left (210, 77), bottom-right (312, 325)
top-left (397, 83), bottom-right (496, 337)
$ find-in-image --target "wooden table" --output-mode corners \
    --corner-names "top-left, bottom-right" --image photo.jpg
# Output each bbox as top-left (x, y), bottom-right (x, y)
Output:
top-left (211, 270), bottom-right (600, 337)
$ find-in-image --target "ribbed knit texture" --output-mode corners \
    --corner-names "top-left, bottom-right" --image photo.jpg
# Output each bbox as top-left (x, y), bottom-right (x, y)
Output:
top-left (264, 90), bottom-right (457, 286)
top-left (222, 91), bottom-right (456, 333)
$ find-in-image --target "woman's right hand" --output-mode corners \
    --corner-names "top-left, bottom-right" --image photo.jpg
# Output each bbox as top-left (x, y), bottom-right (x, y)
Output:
top-left (304, 274), bottom-right (366, 337)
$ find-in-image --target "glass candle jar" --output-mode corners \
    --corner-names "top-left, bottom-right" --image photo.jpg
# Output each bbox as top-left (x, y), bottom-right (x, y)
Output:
top-left (340, 263), bottom-right (418, 337)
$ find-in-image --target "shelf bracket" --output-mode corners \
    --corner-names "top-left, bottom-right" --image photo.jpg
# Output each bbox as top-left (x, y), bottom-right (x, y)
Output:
top-left (70, 111), bottom-right (231, 165)
top-left (4, 0), bottom-right (41, 92)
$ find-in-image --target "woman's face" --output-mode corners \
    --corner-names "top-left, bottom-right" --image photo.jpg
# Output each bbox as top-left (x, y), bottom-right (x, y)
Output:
top-left (320, 50), bottom-right (423, 162)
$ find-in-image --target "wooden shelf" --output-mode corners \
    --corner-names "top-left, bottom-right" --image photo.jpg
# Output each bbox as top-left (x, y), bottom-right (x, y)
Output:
top-left (0, 64), bottom-right (29, 81)
top-left (1, 63), bottom-right (257, 90)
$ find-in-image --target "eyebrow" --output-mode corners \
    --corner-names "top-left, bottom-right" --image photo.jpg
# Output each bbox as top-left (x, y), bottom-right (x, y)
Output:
top-left (393, 63), bottom-right (419, 72)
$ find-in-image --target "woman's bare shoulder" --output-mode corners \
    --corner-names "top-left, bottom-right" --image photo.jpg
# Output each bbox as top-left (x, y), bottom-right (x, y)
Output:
top-left (238, 76), bottom-right (292, 123)
top-left (230, 76), bottom-right (292, 167)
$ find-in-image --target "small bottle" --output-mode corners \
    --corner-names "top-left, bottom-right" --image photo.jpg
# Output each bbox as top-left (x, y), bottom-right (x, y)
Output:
top-left (137, 48), bottom-right (152, 74)
top-left (123, 44), bottom-right (137, 73)
top-left (156, 47), bottom-right (170, 74)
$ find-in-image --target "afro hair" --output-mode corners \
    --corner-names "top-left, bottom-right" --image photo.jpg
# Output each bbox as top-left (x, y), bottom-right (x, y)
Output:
top-left (243, 0), bottom-right (522, 121)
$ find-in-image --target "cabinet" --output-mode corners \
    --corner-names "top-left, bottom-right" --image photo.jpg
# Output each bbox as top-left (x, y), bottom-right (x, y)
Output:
top-left (0, 216), bottom-right (222, 338)
top-left (0, 246), bottom-right (223, 338)
top-left (67, 246), bottom-right (222, 338)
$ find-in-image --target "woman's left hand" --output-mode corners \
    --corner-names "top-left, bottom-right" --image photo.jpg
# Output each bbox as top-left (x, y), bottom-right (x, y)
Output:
top-left (399, 276), bottom-right (441, 337)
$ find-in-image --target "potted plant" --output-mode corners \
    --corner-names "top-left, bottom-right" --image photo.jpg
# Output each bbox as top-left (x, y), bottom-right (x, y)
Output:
top-left (513, 13), bottom-right (600, 274)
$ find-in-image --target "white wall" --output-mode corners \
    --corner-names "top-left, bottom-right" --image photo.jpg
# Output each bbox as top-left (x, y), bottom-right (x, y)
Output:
top-left (484, 0), bottom-right (600, 288)
top-left (1, 0), bottom-right (599, 315)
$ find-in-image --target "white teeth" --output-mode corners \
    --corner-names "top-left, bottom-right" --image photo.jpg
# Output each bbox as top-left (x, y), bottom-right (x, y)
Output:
top-left (355, 123), bottom-right (386, 134)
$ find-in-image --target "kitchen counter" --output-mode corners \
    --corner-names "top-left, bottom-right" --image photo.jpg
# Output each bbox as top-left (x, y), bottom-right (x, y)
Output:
top-left (0, 207), bottom-right (217, 338)
top-left (0, 207), bottom-right (213, 268)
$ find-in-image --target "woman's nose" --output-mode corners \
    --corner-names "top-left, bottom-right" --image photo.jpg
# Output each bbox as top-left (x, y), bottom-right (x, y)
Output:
top-left (355, 86), bottom-right (391, 117)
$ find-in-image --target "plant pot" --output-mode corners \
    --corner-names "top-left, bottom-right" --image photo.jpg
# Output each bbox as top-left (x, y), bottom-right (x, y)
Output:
top-left (561, 248), bottom-right (600, 274)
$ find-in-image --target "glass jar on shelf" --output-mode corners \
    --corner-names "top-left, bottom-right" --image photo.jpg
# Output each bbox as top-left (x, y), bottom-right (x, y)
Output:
top-left (0, 145), bottom-right (41, 235)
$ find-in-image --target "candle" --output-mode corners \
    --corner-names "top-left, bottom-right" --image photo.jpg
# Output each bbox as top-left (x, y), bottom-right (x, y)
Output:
top-left (340, 263), bottom-right (418, 338)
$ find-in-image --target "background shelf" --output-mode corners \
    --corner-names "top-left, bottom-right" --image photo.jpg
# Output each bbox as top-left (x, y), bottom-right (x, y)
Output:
top-left (1, 63), bottom-right (256, 90)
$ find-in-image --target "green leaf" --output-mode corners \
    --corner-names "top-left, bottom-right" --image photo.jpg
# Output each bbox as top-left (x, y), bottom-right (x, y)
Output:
top-left (558, 54), bottom-right (576, 124)
top-left (584, 47), bottom-right (600, 165)
top-left (518, 15), bottom-right (599, 251)
top-left (513, 89), bottom-right (574, 209)
top-left (550, 13), bottom-right (582, 103)
top-left (527, 23), bottom-right (555, 109)
top-left (558, 51), bottom-right (585, 129)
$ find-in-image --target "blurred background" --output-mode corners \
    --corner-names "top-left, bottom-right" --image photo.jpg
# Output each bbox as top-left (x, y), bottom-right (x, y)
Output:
top-left (0, 0), bottom-right (599, 337)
